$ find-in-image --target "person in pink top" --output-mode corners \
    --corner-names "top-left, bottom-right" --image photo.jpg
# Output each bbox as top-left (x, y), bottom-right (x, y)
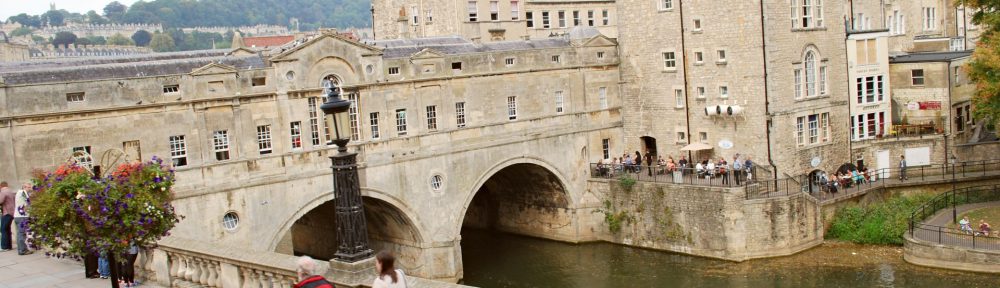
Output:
top-left (0, 181), bottom-right (14, 252)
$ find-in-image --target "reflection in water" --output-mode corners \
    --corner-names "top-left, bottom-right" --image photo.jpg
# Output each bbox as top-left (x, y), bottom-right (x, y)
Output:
top-left (461, 229), bottom-right (996, 288)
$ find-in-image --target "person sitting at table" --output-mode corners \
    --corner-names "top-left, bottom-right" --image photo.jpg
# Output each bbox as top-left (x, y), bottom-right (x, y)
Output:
top-left (666, 159), bottom-right (676, 173)
top-left (852, 170), bottom-right (864, 185)
top-left (612, 157), bottom-right (622, 175)
top-left (657, 156), bottom-right (666, 175)
top-left (695, 161), bottom-right (705, 177)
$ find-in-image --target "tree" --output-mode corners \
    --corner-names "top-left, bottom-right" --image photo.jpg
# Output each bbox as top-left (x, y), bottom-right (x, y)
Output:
top-left (8, 13), bottom-right (42, 28)
top-left (10, 27), bottom-right (33, 37)
top-left (52, 31), bottom-right (77, 49)
top-left (149, 33), bottom-right (175, 52)
top-left (87, 36), bottom-right (107, 45)
top-left (86, 10), bottom-right (109, 25)
top-left (26, 158), bottom-right (182, 288)
top-left (131, 30), bottom-right (152, 46)
top-left (41, 10), bottom-right (65, 27)
top-left (75, 37), bottom-right (92, 48)
top-left (963, 0), bottom-right (1000, 133)
top-left (108, 33), bottom-right (135, 46)
top-left (103, 1), bottom-right (128, 21)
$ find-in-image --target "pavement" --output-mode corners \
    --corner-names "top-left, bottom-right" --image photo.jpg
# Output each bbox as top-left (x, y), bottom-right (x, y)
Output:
top-left (0, 250), bottom-right (163, 288)
top-left (913, 201), bottom-right (1000, 250)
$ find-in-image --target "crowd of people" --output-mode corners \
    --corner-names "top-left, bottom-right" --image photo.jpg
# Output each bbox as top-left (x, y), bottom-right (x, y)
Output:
top-left (595, 151), bottom-right (756, 185)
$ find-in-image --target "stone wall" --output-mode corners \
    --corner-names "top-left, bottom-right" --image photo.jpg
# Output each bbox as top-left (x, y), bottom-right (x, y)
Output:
top-left (585, 178), bottom-right (823, 261)
top-left (904, 234), bottom-right (1000, 274)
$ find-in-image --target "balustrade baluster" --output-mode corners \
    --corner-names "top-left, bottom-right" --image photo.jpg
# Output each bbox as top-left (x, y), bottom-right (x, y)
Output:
top-left (207, 261), bottom-right (219, 287)
top-left (241, 268), bottom-right (257, 288)
top-left (256, 270), bottom-right (269, 288)
top-left (169, 253), bottom-right (180, 278)
top-left (178, 256), bottom-right (190, 281)
top-left (198, 259), bottom-right (210, 284)
top-left (191, 258), bottom-right (204, 284)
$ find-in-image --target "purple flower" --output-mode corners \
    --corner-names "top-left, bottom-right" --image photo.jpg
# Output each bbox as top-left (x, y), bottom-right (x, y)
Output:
top-left (126, 193), bottom-right (134, 199)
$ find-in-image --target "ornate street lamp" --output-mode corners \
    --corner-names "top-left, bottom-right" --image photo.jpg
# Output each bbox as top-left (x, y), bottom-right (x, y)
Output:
top-left (320, 84), bottom-right (373, 262)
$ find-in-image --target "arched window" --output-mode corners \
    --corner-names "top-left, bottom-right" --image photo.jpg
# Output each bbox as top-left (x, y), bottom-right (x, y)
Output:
top-left (804, 51), bottom-right (816, 97)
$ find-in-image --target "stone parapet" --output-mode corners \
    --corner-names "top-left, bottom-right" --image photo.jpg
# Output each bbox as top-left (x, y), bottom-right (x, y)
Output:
top-left (144, 236), bottom-right (472, 288)
top-left (903, 234), bottom-right (1000, 274)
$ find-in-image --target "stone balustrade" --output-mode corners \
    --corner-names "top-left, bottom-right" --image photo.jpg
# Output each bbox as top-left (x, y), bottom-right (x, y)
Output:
top-left (137, 237), bottom-right (470, 288)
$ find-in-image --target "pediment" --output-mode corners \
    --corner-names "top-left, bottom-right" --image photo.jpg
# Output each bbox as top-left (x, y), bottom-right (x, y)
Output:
top-left (190, 63), bottom-right (238, 76)
top-left (578, 35), bottom-right (618, 47)
top-left (230, 47), bottom-right (257, 56)
top-left (410, 49), bottom-right (445, 60)
top-left (269, 30), bottom-right (382, 62)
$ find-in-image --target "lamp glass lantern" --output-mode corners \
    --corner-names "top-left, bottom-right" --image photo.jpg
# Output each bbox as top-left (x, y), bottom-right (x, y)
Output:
top-left (320, 87), bottom-right (352, 151)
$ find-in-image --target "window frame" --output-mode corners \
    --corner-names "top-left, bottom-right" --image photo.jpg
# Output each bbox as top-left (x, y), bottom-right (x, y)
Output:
top-left (169, 135), bottom-right (187, 167)
top-left (507, 96), bottom-right (518, 120)
top-left (426, 105), bottom-right (438, 130)
top-left (213, 130), bottom-right (231, 161)
top-left (256, 125), bottom-right (273, 155)
top-left (396, 109), bottom-right (408, 136)
top-left (911, 69), bottom-right (925, 86)
top-left (456, 102), bottom-right (467, 128)
top-left (370, 112), bottom-right (381, 139)
top-left (289, 121), bottom-right (302, 149)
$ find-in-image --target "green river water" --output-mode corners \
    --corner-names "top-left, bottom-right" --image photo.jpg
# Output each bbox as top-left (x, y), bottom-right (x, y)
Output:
top-left (460, 229), bottom-right (998, 288)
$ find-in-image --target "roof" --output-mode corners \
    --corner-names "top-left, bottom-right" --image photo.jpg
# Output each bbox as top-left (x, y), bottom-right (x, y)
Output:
top-left (0, 49), bottom-right (229, 73)
top-left (366, 36), bottom-right (574, 59)
top-left (0, 52), bottom-right (265, 85)
top-left (242, 35), bottom-right (295, 48)
top-left (889, 51), bottom-right (973, 64)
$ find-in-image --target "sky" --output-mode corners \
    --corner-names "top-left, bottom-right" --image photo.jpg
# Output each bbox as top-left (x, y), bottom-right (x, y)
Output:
top-left (1, 0), bottom-right (140, 20)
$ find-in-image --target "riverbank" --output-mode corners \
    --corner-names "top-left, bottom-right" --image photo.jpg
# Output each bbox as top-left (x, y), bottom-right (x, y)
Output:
top-left (461, 229), bottom-right (998, 287)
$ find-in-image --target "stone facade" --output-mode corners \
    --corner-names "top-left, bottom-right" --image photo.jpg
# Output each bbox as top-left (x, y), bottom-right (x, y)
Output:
top-left (586, 179), bottom-right (823, 261)
top-left (0, 30), bottom-right (621, 282)
top-left (374, 0), bottom-right (616, 42)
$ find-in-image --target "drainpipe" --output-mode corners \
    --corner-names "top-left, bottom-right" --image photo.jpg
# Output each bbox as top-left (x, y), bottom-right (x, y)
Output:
top-left (946, 61), bottom-right (954, 164)
top-left (679, 0), bottom-right (693, 163)
top-left (962, 0), bottom-right (969, 50)
top-left (758, 0), bottom-right (777, 179)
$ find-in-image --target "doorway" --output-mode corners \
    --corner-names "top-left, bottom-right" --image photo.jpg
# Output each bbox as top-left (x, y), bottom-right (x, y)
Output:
top-left (877, 150), bottom-right (891, 179)
top-left (641, 136), bottom-right (657, 157)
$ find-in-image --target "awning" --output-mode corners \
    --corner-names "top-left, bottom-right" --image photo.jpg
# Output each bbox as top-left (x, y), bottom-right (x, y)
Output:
top-left (680, 142), bottom-right (714, 151)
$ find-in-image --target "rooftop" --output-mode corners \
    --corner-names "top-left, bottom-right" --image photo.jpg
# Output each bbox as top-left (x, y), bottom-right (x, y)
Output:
top-left (242, 35), bottom-right (296, 48)
top-left (0, 51), bottom-right (265, 85)
top-left (890, 51), bottom-right (973, 63)
top-left (366, 36), bottom-right (574, 59)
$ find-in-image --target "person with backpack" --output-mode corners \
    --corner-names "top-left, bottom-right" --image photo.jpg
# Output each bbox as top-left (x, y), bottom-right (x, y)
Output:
top-left (295, 256), bottom-right (335, 288)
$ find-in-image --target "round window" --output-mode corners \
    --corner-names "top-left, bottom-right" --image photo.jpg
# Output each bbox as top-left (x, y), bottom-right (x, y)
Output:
top-left (430, 175), bottom-right (443, 190)
top-left (222, 212), bottom-right (239, 231)
top-left (365, 65), bottom-right (374, 74)
top-left (285, 71), bottom-right (295, 80)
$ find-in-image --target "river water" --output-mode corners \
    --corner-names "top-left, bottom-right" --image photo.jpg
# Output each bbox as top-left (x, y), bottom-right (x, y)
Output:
top-left (460, 229), bottom-right (997, 288)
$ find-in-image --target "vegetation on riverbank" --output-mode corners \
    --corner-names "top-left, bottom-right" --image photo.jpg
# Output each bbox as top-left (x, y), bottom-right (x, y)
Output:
top-left (826, 193), bottom-right (935, 245)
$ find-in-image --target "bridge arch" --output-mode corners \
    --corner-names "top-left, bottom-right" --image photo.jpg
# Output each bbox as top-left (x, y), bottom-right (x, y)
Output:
top-left (268, 188), bottom-right (425, 260)
top-left (454, 156), bottom-right (577, 241)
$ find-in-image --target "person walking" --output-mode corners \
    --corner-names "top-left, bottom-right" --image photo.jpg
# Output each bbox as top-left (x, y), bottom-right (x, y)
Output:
top-left (0, 182), bottom-right (14, 252)
top-left (732, 156), bottom-right (743, 185)
top-left (898, 155), bottom-right (907, 181)
top-left (294, 256), bottom-right (335, 288)
top-left (14, 182), bottom-right (31, 255)
top-left (373, 251), bottom-right (407, 288)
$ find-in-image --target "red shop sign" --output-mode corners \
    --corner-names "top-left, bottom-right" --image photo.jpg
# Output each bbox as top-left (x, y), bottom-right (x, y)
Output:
top-left (919, 101), bottom-right (942, 110)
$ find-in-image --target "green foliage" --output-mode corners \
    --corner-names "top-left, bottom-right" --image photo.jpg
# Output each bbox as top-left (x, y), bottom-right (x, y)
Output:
top-left (107, 33), bottom-right (135, 46)
top-left (594, 200), bottom-right (634, 233)
top-left (86, 10), bottom-right (109, 25)
top-left (104, 1), bottom-right (128, 22)
top-left (75, 37), bottom-right (92, 48)
top-left (618, 175), bottom-right (637, 192)
top-left (826, 193), bottom-right (934, 245)
top-left (86, 36), bottom-right (107, 45)
top-left (27, 158), bottom-right (183, 262)
top-left (964, 1), bottom-right (1000, 132)
top-left (8, 13), bottom-right (43, 28)
top-left (132, 30), bottom-right (152, 46)
top-left (41, 10), bottom-right (65, 27)
top-left (149, 33), bottom-right (175, 52)
top-left (52, 32), bottom-right (77, 49)
top-left (10, 27), bottom-right (33, 37)
top-left (115, 0), bottom-right (370, 29)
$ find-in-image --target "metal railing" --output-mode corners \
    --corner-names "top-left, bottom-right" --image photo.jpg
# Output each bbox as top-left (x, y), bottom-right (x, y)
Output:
top-left (590, 163), bottom-right (761, 188)
top-left (591, 159), bottom-right (1000, 201)
top-left (908, 184), bottom-right (1000, 250)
